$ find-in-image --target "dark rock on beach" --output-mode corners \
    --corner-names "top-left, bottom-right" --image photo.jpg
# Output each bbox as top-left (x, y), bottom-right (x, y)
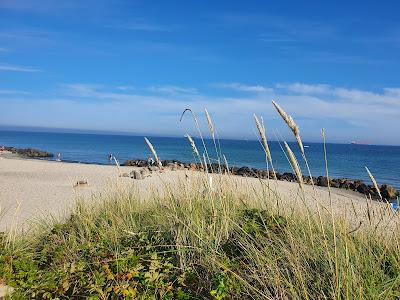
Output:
top-left (380, 184), bottom-right (398, 199)
top-left (121, 158), bottom-right (399, 200)
top-left (3, 146), bottom-right (53, 158)
top-left (356, 183), bottom-right (369, 194)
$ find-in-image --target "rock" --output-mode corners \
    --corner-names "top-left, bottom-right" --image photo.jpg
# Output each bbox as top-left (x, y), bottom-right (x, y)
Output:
top-left (188, 163), bottom-right (197, 171)
top-left (130, 170), bottom-right (143, 180)
top-left (236, 166), bottom-right (252, 177)
top-left (303, 176), bottom-right (316, 185)
top-left (123, 159), bottom-right (147, 167)
top-left (349, 180), bottom-right (363, 191)
top-left (356, 183), bottom-right (369, 194)
top-left (380, 185), bottom-right (398, 199)
top-left (149, 166), bottom-right (159, 172)
top-left (317, 176), bottom-right (329, 187)
top-left (281, 173), bottom-right (296, 182)
top-left (338, 178), bottom-right (352, 189)
top-left (4, 146), bottom-right (53, 158)
top-left (330, 179), bottom-right (339, 188)
top-left (140, 168), bottom-right (150, 177)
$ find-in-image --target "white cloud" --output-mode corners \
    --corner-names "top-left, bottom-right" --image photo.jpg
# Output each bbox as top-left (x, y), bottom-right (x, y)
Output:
top-left (0, 89), bottom-right (30, 95)
top-left (2, 82), bottom-right (400, 145)
top-left (212, 83), bottom-right (272, 93)
top-left (147, 85), bottom-right (198, 95)
top-left (116, 86), bottom-right (135, 91)
top-left (0, 64), bottom-right (41, 72)
top-left (276, 82), bottom-right (331, 94)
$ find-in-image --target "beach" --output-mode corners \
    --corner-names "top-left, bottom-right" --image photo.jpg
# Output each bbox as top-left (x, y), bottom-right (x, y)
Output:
top-left (0, 154), bottom-right (393, 232)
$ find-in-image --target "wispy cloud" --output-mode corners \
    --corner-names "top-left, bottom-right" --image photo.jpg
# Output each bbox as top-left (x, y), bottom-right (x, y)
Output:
top-left (0, 89), bottom-right (30, 95)
top-left (276, 83), bottom-right (331, 94)
top-left (0, 64), bottom-right (42, 72)
top-left (147, 85), bottom-right (198, 95)
top-left (212, 83), bottom-right (272, 93)
top-left (116, 86), bottom-right (136, 91)
top-left (276, 82), bottom-right (400, 107)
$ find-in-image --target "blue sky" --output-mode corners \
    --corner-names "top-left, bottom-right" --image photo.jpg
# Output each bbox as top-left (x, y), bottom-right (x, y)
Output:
top-left (0, 0), bottom-right (399, 145)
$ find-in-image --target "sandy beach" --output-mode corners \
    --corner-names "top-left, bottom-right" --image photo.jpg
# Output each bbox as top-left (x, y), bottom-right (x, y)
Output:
top-left (0, 154), bottom-right (395, 232)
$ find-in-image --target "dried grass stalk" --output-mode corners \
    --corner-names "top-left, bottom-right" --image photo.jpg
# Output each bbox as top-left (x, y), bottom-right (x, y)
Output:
top-left (284, 141), bottom-right (304, 189)
top-left (205, 108), bottom-right (222, 173)
top-left (272, 100), bottom-right (304, 156)
top-left (205, 108), bottom-right (215, 140)
top-left (180, 108), bottom-right (213, 172)
top-left (223, 154), bottom-right (230, 175)
top-left (113, 156), bottom-right (122, 176)
top-left (185, 134), bottom-right (203, 169)
top-left (254, 114), bottom-right (276, 179)
top-left (365, 167), bottom-right (382, 200)
top-left (144, 137), bottom-right (162, 169)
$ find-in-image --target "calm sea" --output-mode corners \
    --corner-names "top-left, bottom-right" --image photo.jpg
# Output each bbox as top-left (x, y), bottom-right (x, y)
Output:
top-left (1, 130), bottom-right (399, 189)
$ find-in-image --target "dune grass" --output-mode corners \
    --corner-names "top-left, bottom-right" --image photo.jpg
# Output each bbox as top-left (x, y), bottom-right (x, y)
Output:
top-left (0, 103), bottom-right (399, 299)
top-left (0, 176), bottom-right (399, 299)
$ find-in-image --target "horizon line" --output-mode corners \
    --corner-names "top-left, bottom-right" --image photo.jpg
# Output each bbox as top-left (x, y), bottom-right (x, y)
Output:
top-left (0, 124), bottom-right (399, 147)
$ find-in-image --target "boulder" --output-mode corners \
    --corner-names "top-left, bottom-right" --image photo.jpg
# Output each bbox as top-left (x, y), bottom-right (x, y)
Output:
top-left (130, 170), bottom-right (143, 180)
top-left (123, 159), bottom-right (147, 167)
top-left (4, 146), bottom-right (53, 158)
top-left (281, 173), bottom-right (296, 182)
top-left (380, 185), bottom-right (398, 199)
top-left (356, 183), bottom-right (369, 194)
top-left (188, 163), bottom-right (197, 171)
top-left (330, 179), bottom-right (340, 188)
top-left (350, 180), bottom-right (364, 191)
top-left (338, 178), bottom-right (352, 189)
top-left (317, 176), bottom-right (329, 187)
top-left (236, 166), bottom-right (252, 177)
top-left (140, 168), bottom-right (150, 177)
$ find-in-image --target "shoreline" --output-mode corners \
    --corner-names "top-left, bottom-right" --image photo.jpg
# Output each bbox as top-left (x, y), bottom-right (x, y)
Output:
top-left (1, 145), bottom-right (399, 201)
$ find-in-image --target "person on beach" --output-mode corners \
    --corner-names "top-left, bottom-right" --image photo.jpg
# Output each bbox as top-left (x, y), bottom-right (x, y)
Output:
top-left (56, 153), bottom-right (61, 161)
top-left (108, 153), bottom-right (113, 163)
top-left (147, 155), bottom-right (155, 167)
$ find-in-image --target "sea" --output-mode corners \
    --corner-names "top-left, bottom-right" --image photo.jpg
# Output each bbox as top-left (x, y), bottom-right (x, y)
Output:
top-left (0, 130), bottom-right (399, 189)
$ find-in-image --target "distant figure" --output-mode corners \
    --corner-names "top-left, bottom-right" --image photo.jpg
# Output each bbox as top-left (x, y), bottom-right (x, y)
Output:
top-left (56, 153), bottom-right (61, 161)
top-left (147, 155), bottom-right (155, 166)
top-left (108, 153), bottom-right (113, 163)
top-left (0, 146), bottom-right (4, 152)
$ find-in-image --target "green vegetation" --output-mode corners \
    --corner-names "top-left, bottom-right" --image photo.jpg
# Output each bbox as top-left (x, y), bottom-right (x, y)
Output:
top-left (1, 179), bottom-right (399, 299)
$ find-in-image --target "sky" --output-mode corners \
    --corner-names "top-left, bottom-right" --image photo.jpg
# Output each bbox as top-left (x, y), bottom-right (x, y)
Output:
top-left (0, 0), bottom-right (399, 145)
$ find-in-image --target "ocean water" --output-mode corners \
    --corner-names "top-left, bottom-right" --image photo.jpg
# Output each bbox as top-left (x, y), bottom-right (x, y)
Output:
top-left (1, 130), bottom-right (399, 189)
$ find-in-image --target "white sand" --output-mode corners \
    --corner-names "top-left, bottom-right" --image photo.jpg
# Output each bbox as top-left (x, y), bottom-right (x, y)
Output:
top-left (0, 156), bottom-right (395, 232)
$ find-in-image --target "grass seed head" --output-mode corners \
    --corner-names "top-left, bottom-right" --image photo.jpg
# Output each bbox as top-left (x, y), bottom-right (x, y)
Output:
top-left (284, 141), bottom-right (304, 188)
top-left (144, 137), bottom-right (162, 169)
top-left (365, 167), bottom-right (382, 200)
top-left (272, 100), bottom-right (305, 156)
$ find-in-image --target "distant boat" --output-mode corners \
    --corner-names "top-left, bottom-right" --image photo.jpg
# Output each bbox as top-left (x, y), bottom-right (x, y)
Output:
top-left (304, 145), bottom-right (310, 148)
top-left (350, 141), bottom-right (370, 145)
